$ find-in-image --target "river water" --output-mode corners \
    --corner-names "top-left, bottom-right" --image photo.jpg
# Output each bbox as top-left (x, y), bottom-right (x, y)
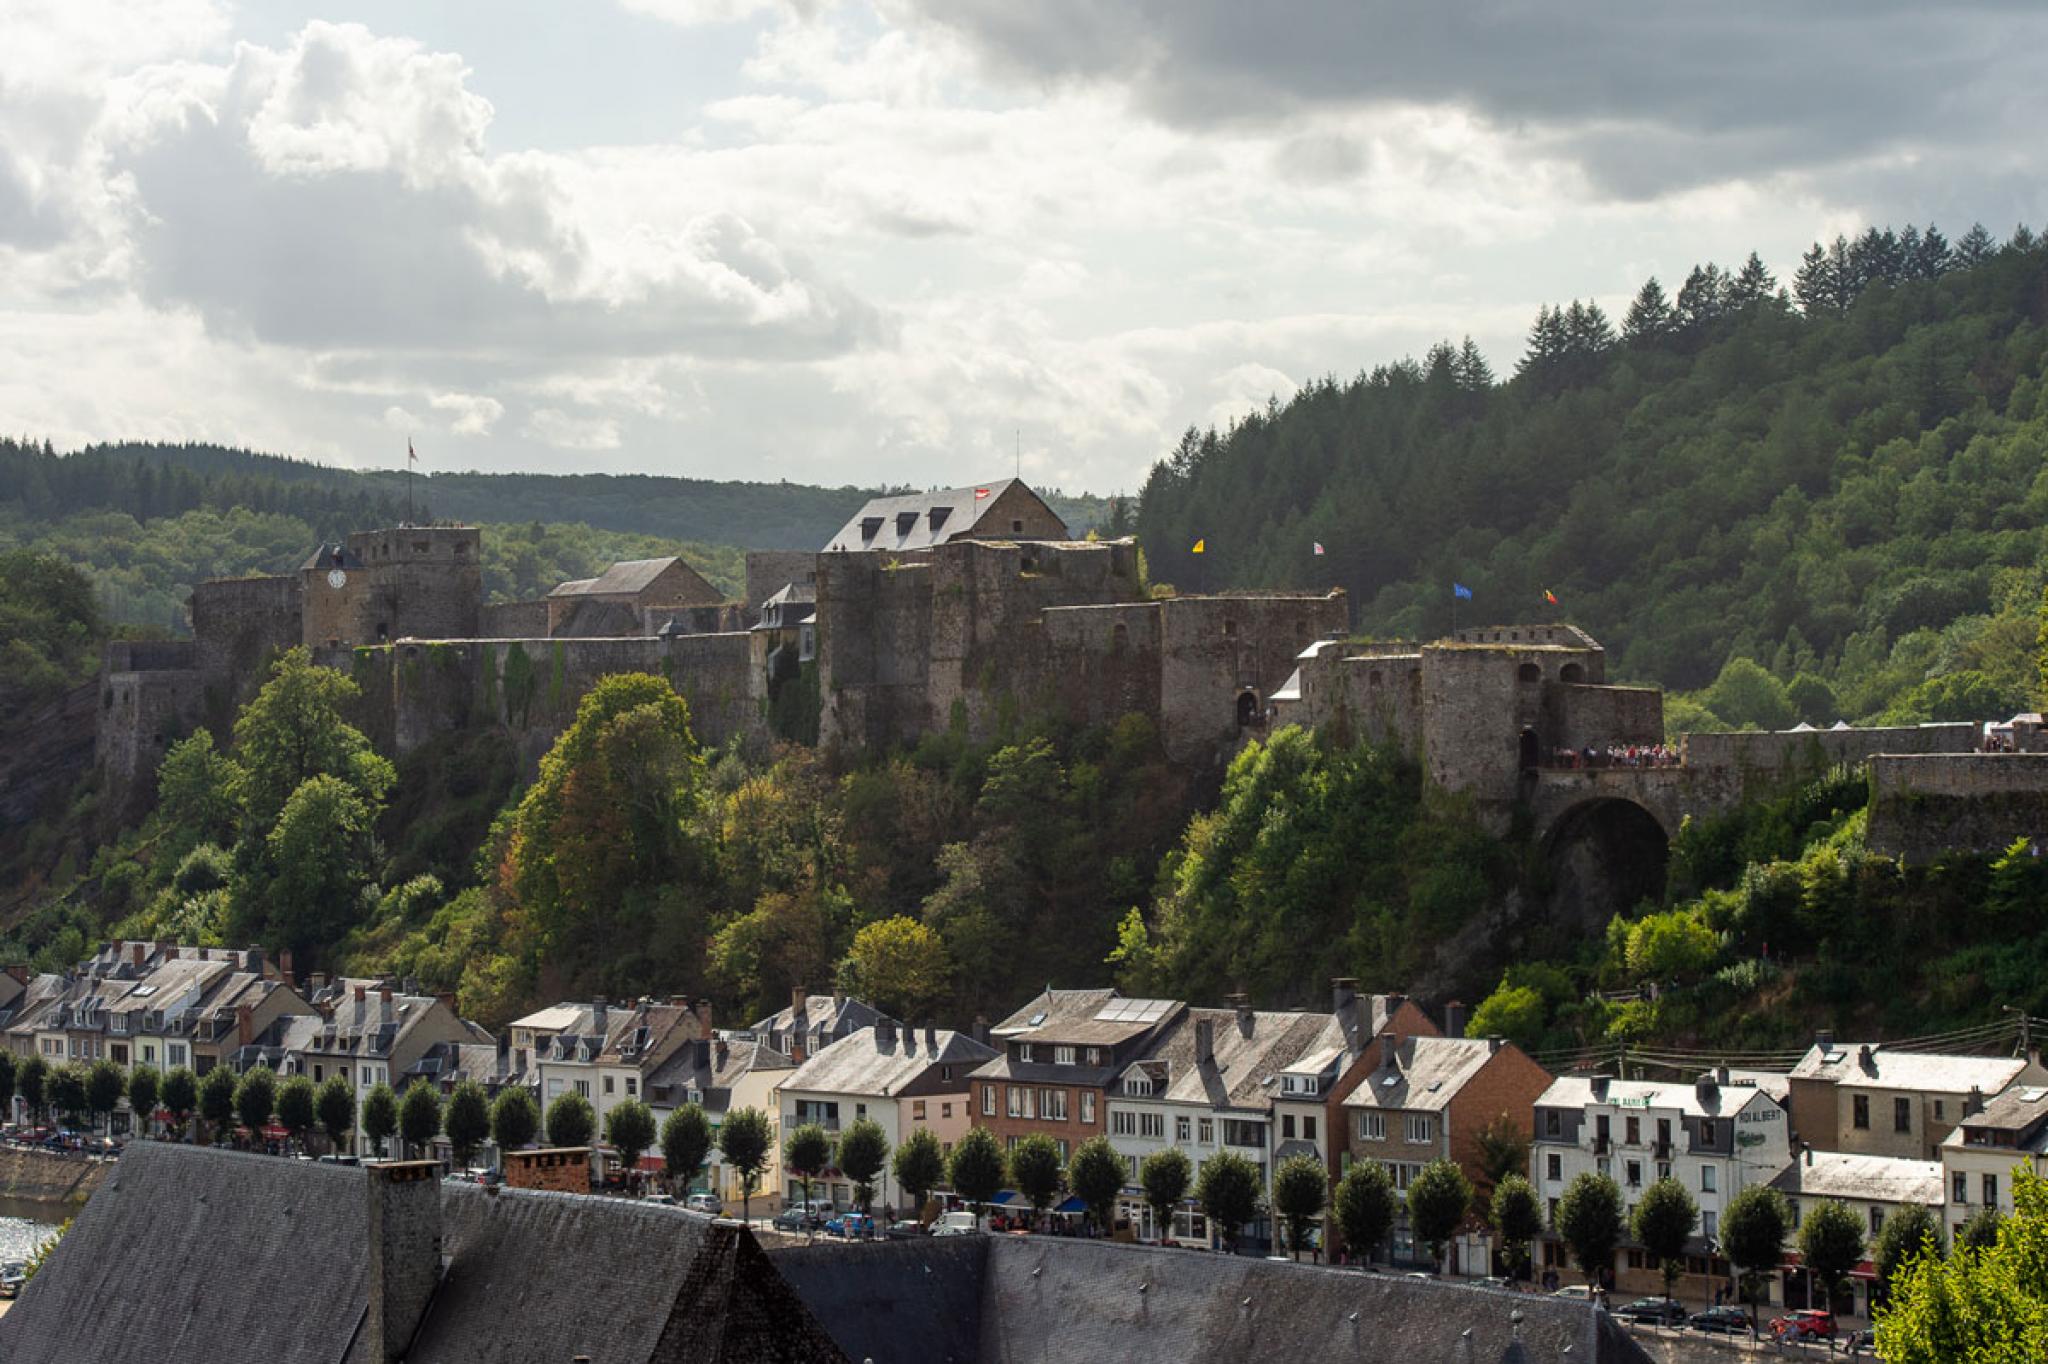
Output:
top-left (0, 1196), bottom-right (66, 1262)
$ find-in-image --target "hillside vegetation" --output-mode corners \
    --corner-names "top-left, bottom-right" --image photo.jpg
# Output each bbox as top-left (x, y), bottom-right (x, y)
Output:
top-left (1138, 223), bottom-right (2048, 730)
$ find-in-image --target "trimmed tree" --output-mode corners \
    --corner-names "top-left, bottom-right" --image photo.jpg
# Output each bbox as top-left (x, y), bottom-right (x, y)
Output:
top-left (605, 1099), bottom-right (658, 1191)
top-left (1956, 1205), bottom-right (2002, 1252)
top-left (1491, 1173), bottom-right (1545, 1281)
top-left (1720, 1184), bottom-right (1791, 1329)
top-left (444, 1080), bottom-right (491, 1170)
top-left (160, 1066), bottom-right (197, 1140)
top-left (1273, 1154), bottom-right (1329, 1261)
top-left (17, 1055), bottom-right (48, 1124)
top-left (1555, 1171), bottom-right (1626, 1289)
top-left (837, 1118), bottom-right (889, 1218)
top-left (491, 1087), bottom-right (540, 1153)
top-left (1407, 1159), bottom-right (1474, 1272)
top-left (316, 1075), bottom-right (355, 1154)
top-left (544, 1090), bottom-right (595, 1149)
top-left (1140, 1147), bottom-right (1193, 1243)
top-left (1631, 1177), bottom-right (1698, 1299)
top-left (1068, 1136), bottom-right (1126, 1235)
top-left (1873, 1201), bottom-right (1942, 1301)
top-left (718, 1107), bottom-right (773, 1224)
top-left (661, 1104), bottom-right (712, 1194)
top-left (48, 1064), bottom-right (87, 1128)
top-left (399, 1082), bottom-right (443, 1161)
top-left (85, 1058), bottom-right (125, 1137)
top-left (784, 1122), bottom-right (835, 1233)
top-left (234, 1066), bottom-right (277, 1142)
top-left (947, 1126), bottom-right (1006, 1229)
top-left (276, 1075), bottom-right (318, 1152)
top-left (125, 1066), bottom-right (160, 1139)
top-left (1798, 1198), bottom-right (1867, 1316)
top-left (1010, 1133), bottom-right (1064, 1229)
top-left (893, 1127), bottom-right (945, 1222)
top-left (0, 1052), bottom-right (14, 1119)
top-left (1335, 1162), bottom-right (1398, 1265)
top-left (1196, 1149), bottom-right (1263, 1253)
top-left (361, 1081), bottom-right (399, 1157)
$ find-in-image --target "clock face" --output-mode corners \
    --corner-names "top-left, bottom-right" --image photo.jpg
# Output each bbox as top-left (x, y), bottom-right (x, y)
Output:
top-left (327, 568), bottom-right (348, 590)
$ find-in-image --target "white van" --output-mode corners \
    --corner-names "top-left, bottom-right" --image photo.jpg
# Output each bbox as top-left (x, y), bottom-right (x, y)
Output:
top-left (933, 1210), bottom-right (980, 1236)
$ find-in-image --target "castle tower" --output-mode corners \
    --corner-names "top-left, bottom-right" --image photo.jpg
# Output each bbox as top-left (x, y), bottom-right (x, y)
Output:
top-left (301, 526), bottom-right (482, 648)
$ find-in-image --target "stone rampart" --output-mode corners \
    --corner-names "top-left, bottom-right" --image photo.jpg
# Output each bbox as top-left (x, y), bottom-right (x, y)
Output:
top-left (479, 600), bottom-right (549, 637)
top-left (192, 575), bottom-right (302, 685)
top-left (1868, 753), bottom-right (2048, 862)
top-left (745, 550), bottom-right (818, 609)
top-left (1156, 592), bottom-right (1348, 764)
top-left (97, 664), bottom-right (208, 822)
top-left (1681, 723), bottom-right (1977, 777)
top-left (0, 1148), bottom-right (107, 1205)
top-left (1552, 684), bottom-right (1663, 753)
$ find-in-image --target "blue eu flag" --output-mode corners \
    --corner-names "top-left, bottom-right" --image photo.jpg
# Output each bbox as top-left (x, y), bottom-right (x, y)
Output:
top-left (1453, 583), bottom-right (1473, 600)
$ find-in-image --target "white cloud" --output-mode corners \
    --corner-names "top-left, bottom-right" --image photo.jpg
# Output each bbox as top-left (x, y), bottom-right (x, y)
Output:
top-left (524, 406), bottom-right (623, 451)
top-left (428, 392), bottom-right (505, 435)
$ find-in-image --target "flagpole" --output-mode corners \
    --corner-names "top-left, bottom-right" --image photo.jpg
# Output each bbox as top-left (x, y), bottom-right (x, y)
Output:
top-left (407, 437), bottom-right (415, 525)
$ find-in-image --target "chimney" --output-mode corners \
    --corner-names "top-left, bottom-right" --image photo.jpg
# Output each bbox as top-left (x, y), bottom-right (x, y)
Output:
top-left (973, 1014), bottom-right (990, 1046)
top-left (1695, 1071), bottom-right (1718, 1104)
top-left (791, 983), bottom-right (808, 1016)
top-left (1967, 1085), bottom-right (1985, 1117)
top-left (1804, 1145), bottom-right (1814, 1166)
top-left (246, 948), bottom-right (264, 974)
top-left (1858, 1044), bottom-right (1875, 1073)
top-left (164, 945), bottom-right (178, 961)
top-left (380, 986), bottom-right (394, 1022)
top-left (237, 1002), bottom-right (254, 1047)
top-left (366, 1161), bottom-right (443, 1363)
top-left (1227, 992), bottom-right (1253, 1034)
top-left (923, 1024), bottom-right (937, 1051)
top-left (131, 942), bottom-right (146, 968)
top-left (1814, 1029), bottom-right (1834, 1052)
top-left (832, 987), bottom-right (846, 1010)
top-left (694, 998), bottom-right (714, 1038)
top-left (496, 1033), bottom-right (509, 1063)
top-left (1715, 1064), bottom-right (1730, 1086)
top-left (1487, 1035), bottom-right (1503, 1054)
top-left (1195, 1018), bottom-right (1215, 1065)
top-left (313, 972), bottom-right (330, 994)
top-left (715, 1038), bottom-right (729, 1068)
top-left (1331, 977), bottom-right (1359, 1019)
top-left (696, 1037), bottom-right (712, 1069)
top-left (1444, 1000), bottom-right (1468, 1040)
top-left (278, 948), bottom-right (294, 982)
top-left (1589, 1074), bottom-right (1610, 1101)
top-left (876, 1017), bottom-right (897, 1046)
top-left (355, 984), bottom-right (368, 1002)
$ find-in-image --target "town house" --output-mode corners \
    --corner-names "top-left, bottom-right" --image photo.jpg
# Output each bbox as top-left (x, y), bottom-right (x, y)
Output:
top-left (1785, 1034), bottom-right (2045, 1160)
top-left (751, 988), bottom-right (892, 1063)
top-left (1771, 1149), bottom-right (1942, 1319)
top-left (969, 989), bottom-right (1186, 1159)
top-left (1270, 981), bottom-right (1442, 1195)
top-left (592, 997), bottom-right (715, 1133)
top-left (281, 979), bottom-right (482, 1150)
top-left (1940, 1081), bottom-right (2048, 1239)
top-left (644, 1031), bottom-right (793, 1207)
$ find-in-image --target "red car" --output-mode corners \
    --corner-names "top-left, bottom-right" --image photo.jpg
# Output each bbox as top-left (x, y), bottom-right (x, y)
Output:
top-left (1769, 1309), bottom-right (1836, 1341)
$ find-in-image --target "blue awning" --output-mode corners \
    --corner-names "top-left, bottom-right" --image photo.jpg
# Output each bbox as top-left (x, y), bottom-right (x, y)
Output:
top-left (1054, 1196), bottom-right (1086, 1215)
top-left (990, 1190), bottom-right (1022, 1205)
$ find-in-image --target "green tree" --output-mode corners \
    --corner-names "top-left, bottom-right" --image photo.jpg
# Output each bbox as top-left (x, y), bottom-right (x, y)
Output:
top-left (1140, 1147), bottom-right (1193, 1243)
top-left (125, 1065), bottom-right (159, 1137)
top-left (836, 1117), bottom-right (889, 1217)
top-left (1798, 1198), bottom-right (1867, 1315)
top-left (1196, 1149), bottom-right (1263, 1252)
top-left (491, 1087), bottom-right (539, 1153)
top-left (84, 1058), bottom-right (124, 1136)
top-left (661, 1104), bottom-right (713, 1193)
top-left (1008, 1133), bottom-right (1064, 1228)
top-left (275, 1075), bottom-right (317, 1151)
top-left (231, 647), bottom-right (395, 827)
top-left (361, 1081), bottom-right (399, 1157)
top-left (1272, 1153), bottom-right (1329, 1261)
top-left (1630, 1177), bottom-right (1699, 1298)
top-left (260, 774), bottom-right (380, 958)
top-left (1703, 657), bottom-right (1795, 732)
top-left (544, 1090), bottom-right (594, 1149)
top-left (315, 1075), bottom-right (355, 1154)
top-left (16, 1055), bottom-right (47, 1124)
top-left (1067, 1136), bottom-right (1125, 1235)
top-left (1466, 985), bottom-right (1547, 1051)
top-left (1872, 1201), bottom-right (1942, 1300)
top-left (1491, 1174), bottom-right (1544, 1281)
top-left (1877, 1165), bottom-right (2048, 1362)
top-left (785, 1122), bottom-right (835, 1231)
top-left (1720, 1184), bottom-right (1791, 1327)
top-left (1555, 1172), bottom-right (1626, 1287)
top-left (198, 1065), bottom-right (239, 1144)
top-left (160, 1065), bottom-right (196, 1137)
top-left (1473, 1112), bottom-right (1531, 1195)
top-left (604, 1099), bottom-right (658, 1188)
top-left (1334, 1162), bottom-right (1398, 1265)
top-left (399, 1082), bottom-right (443, 1159)
top-left (155, 729), bottom-right (242, 850)
top-left (444, 1080), bottom-right (491, 1170)
top-left (892, 1127), bottom-right (946, 1221)
top-left (1957, 1204), bottom-right (2003, 1252)
top-left (234, 1065), bottom-right (277, 1140)
top-left (718, 1107), bottom-right (773, 1224)
top-left (48, 1064), bottom-right (87, 1127)
top-left (836, 916), bottom-right (951, 1020)
top-left (946, 1126), bottom-right (1006, 1228)
top-left (1407, 1159), bottom-right (1474, 1272)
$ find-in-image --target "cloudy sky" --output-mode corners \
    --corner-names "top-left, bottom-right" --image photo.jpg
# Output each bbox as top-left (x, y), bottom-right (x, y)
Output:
top-left (3, 1), bottom-right (2043, 495)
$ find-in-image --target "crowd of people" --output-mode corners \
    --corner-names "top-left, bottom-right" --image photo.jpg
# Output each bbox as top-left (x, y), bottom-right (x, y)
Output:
top-left (1546, 744), bottom-right (1681, 769)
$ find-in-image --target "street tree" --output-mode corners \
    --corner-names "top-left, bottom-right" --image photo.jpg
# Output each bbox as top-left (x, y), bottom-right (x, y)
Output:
top-left (197, 1066), bottom-right (238, 1144)
top-left (160, 1066), bottom-right (197, 1139)
top-left (1334, 1162), bottom-right (1397, 1265)
top-left (892, 1127), bottom-right (945, 1221)
top-left (444, 1081), bottom-right (491, 1170)
top-left (718, 1108), bottom-right (773, 1224)
top-left (48, 1064), bottom-right (87, 1128)
top-left (544, 1090), bottom-right (595, 1149)
top-left (125, 1066), bottom-right (160, 1138)
top-left (275, 1076), bottom-right (318, 1152)
top-left (785, 1123), bottom-right (835, 1233)
top-left (1407, 1159), bottom-right (1474, 1272)
top-left (234, 1066), bottom-right (277, 1141)
top-left (1196, 1150), bottom-right (1263, 1253)
top-left (1272, 1154), bottom-right (1329, 1261)
top-left (16, 1056), bottom-right (46, 1124)
top-left (1556, 1172), bottom-right (1626, 1288)
top-left (661, 1104), bottom-right (712, 1194)
top-left (1798, 1199), bottom-right (1867, 1316)
top-left (1878, 1165), bottom-right (2048, 1362)
top-left (1630, 1177), bottom-right (1698, 1299)
top-left (490, 1087), bottom-right (539, 1152)
top-left (1491, 1174), bottom-right (1545, 1281)
top-left (946, 1127), bottom-right (1006, 1228)
top-left (361, 1082), bottom-right (399, 1157)
top-left (1068, 1136), bottom-right (1125, 1234)
top-left (1009, 1134), bottom-right (1064, 1229)
top-left (1140, 1148), bottom-right (1193, 1243)
top-left (1872, 1201), bottom-right (1942, 1300)
top-left (605, 1100), bottom-right (658, 1191)
top-left (85, 1059), bottom-right (124, 1137)
top-left (1720, 1184), bottom-right (1791, 1328)
top-left (315, 1075), bottom-right (355, 1154)
top-left (399, 1082), bottom-right (442, 1160)
top-left (836, 1118), bottom-right (889, 1218)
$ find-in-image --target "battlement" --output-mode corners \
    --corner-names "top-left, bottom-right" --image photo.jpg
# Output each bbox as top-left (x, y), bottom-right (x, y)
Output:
top-left (1868, 753), bottom-right (2048, 862)
top-left (346, 525), bottom-right (480, 565)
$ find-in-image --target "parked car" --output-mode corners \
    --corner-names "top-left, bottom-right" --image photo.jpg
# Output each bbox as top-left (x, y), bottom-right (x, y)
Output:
top-left (772, 1207), bottom-right (812, 1232)
top-left (684, 1193), bottom-right (723, 1215)
top-left (1613, 1297), bottom-right (1688, 1327)
top-left (1551, 1285), bottom-right (1593, 1301)
top-left (824, 1213), bottom-right (874, 1238)
top-left (1473, 1276), bottom-right (1516, 1292)
top-left (1770, 1309), bottom-right (1836, 1342)
top-left (0, 1261), bottom-right (26, 1299)
top-left (1688, 1306), bottom-right (1754, 1336)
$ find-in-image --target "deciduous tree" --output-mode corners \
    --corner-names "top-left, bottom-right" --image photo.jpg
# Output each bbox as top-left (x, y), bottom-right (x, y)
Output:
top-left (1140, 1147), bottom-right (1193, 1242)
top-left (544, 1090), bottom-right (594, 1149)
top-left (661, 1104), bottom-right (712, 1193)
top-left (1407, 1159), bottom-right (1473, 1272)
top-left (604, 1099), bottom-right (657, 1189)
top-left (1630, 1177), bottom-right (1698, 1298)
top-left (490, 1087), bottom-right (539, 1153)
top-left (718, 1107), bottom-right (772, 1223)
top-left (444, 1080), bottom-right (491, 1170)
top-left (1556, 1172), bottom-right (1626, 1287)
top-left (1334, 1162), bottom-right (1397, 1265)
top-left (836, 1118), bottom-right (889, 1218)
top-left (946, 1127), bottom-right (1006, 1227)
top-left (1272, 1154), bottom-right (1328, 1260)
top-left (1067, 1136), bottom-right (1125, 1234)
top-left (1010, 1133), bottom-right (1064, 1227)
top-left (893, 1127), bottom-right (946, 1220)
top-left (1196, 1150), bottom-right (1263, 1252)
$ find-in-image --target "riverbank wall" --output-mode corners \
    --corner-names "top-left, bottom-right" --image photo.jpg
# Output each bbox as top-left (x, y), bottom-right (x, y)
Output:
top-left (0, 1149), bottom-right (106, 1207)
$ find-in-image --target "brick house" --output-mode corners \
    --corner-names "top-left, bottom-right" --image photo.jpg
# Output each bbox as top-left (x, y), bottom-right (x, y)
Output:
top-left (1271, 981), bottom-right (1442, 1195)
top-left (969, 989), bottom-right (1185, 1160)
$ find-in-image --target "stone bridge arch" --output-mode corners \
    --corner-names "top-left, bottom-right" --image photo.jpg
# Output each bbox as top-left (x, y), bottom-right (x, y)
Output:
top-left (1526, 770), bottom-right (1705, 928)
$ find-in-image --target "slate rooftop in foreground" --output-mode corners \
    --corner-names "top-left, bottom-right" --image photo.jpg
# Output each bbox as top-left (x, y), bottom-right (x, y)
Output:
top-left (0, 1142), bottom-right (1649, 1364)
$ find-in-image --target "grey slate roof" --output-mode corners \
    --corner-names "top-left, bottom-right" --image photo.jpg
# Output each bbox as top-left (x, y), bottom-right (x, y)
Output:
top-left (550, 556), bottom-right (703, 598)
top-left (1344, 1035), bottom-right (1503, 1113)
top-left (1788, 1041), bottom-right (2034, 1094)
top-left (1768, 1151), bottom-right (1942, 1206)
top-left (820, 478), bottom-right (1065, 553)
top-left (1142, 1007), bottom-right (1336, 1111)
top-left (781, 1025), bottom-right (997, 1098)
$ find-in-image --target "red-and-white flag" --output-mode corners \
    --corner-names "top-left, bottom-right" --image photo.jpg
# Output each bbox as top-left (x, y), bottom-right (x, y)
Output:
top-left (1313, 542), bottom-right (1325, 556)
top-left (408, 439), bottom-right (418, 466)
top-left (974, 487), bottom-right (991, 499)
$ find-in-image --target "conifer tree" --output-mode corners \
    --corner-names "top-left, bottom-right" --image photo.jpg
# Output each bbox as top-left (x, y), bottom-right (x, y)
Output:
top-left (1622, 277), bottom-right (1676, 345)
top-left (1955, 222), bottom-right (1995, 267)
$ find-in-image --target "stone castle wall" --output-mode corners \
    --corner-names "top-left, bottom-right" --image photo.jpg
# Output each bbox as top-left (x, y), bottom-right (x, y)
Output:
top-left (744, 550), bottom-right (817, 609)
top-left (1682, 723), bottom-right (1978, 777)
top-left (1552, 684), bottom-right (1663, 753)
top-left (98, 656), bottom-right (207, 821)
top-left (479, 600), bottom-right (550, 637)
top-left (191, 576), bottom-right (303, 693)
top-left (1156, 593), bottom-right (1348, 764)
top-left (1867, 753), bottom-right (2048, 862)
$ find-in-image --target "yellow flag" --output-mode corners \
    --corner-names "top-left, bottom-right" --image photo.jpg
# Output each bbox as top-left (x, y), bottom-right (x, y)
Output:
top-left (1192, 539), bottom-right (1205, 554)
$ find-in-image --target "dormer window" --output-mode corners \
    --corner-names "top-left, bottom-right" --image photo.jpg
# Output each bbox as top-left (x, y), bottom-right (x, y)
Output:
top-left (861, 517), bottom-right (884, 541)
top-left (928, 507), bottom-right (950, 533)
top-left (1054, 1045), bottom-right (1076, 1066)
top-left (1124, 1073), bottom-right (1153, 1097)
top-left (896, 511), bottom-right (918, 536)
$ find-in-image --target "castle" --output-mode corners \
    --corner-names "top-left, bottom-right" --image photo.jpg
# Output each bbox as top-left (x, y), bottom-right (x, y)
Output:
top-left (97, 480), bottom-right (2048, 894)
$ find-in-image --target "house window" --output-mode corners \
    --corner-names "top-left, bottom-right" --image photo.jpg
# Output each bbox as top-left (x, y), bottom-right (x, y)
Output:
top-left (1894, 1097), bottom-right (1912, 1133)
top-left (1304, 1115), bottom-right (1317, 1142)
top-left (1086, 1048), bottom-right (1100, 1065)
top-left (1017, 1043), bottom-right (1033, 1063)
top-left (1020, 1088), bottom-right (1036, 1120)
top-left (1853, 1095), bottom-right (1871, 1129)
top-left (856, 1103), bottom-right (867, 1120)
top-left (1198, 1118), bottom-right (1213, 1144)
top-left (1870, 1206), bottom-right (1886, 1235)
top-left (1042, 1089), bottom-right (1068, 1121)
top-left (1546, 1153), bottom-right (1562, 1182)
top-left (604, 1076), bottom-right (615, 1095)
top-left (1007, 1087), bottom-right (1022, 1119)
top-left (1700, 1165), bottom-right (1716, 1193)
top-left (1124, 1074), bottom-right (1154, 1097)
top-left (1626, 1116), bottom-right (1640, 1146)
top-left (626, 1078), bottom-right (637, 1096)
top-left (1626, 1160), bottom-right (1642, 1188)
top-left (913, 1100), bottom-right (927, 1121)
top-left (1358, 1112), bottom-right (1385, 1141)
top-left (1953, 1172), bottom-right (1968, 1204)
top-left (1985, 1174), bottom-right (1999, 1207)
top-left (1112, 1111), bottom-right (1137, 1137)
top-left (1404, 1114), bottom-right (1432, 1144)
top-left (1140, 1113), bottom-right (1164, 1140)
top-left (1658, 1162), bottom-right (1671, 1181)
top-left (1788, 1199), bottom-right (1801, 1227)
top-left (1081, 1092), bottom-right (1095, 1124)
top-left (1054, 1046), bottom-right (1076, 1066)
top-left (1702, 1210), bottom-right (1718, 1239)
top-left (1935, 1100), bottom-right (1946, 1121)
top-left (1176, 1116), bottom-right (1192, 1142)
top-left (1544, 1110), bottom-right (1561, 1138)
top-left (941, 1103), bottom-right (952, 1120)
top-left (1699, 1120), bottom-right (1716, 1145)
top-left (575, 1080), bottom-right (591, 1098)
top-left (983, 1085), bottom-right (996, 1117)
top-left (1282, 1114), bottom-right (1296, 1140)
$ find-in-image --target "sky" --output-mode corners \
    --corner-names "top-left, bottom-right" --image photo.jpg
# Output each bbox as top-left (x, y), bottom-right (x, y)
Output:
top-left (2, 1), bottom-right (2044, 496)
